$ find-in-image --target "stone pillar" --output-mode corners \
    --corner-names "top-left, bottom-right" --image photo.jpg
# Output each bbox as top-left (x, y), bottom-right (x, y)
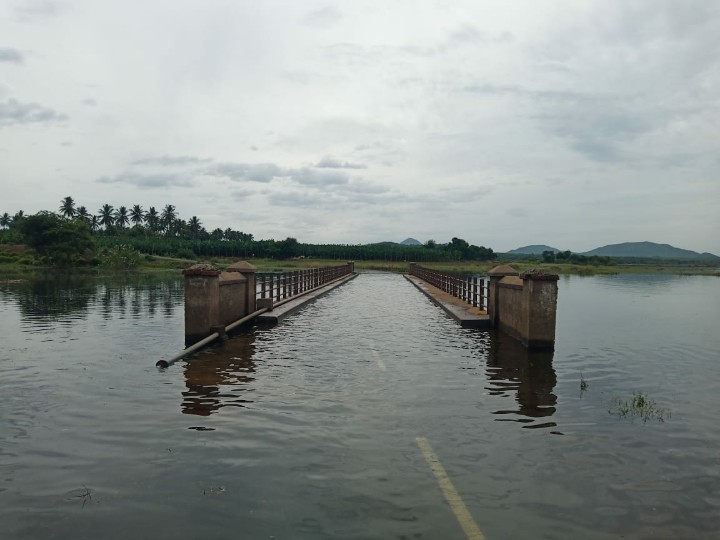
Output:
top-left (520, 270), bottom-right (559, 349)
top-left (182, 264), bottom-right (221, 346)
top-left (409, 262), bottom-right (416, 276)
top-left (347, 261), bottom-right (355, 274)
top-left (488, 265), bottom-right (519, 327)
top-left (226, 261), bottom-right (258, 314)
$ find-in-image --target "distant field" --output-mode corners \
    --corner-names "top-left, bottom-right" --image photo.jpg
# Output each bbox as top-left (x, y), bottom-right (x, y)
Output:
top-left (1, 251), bottom-right (718, 278)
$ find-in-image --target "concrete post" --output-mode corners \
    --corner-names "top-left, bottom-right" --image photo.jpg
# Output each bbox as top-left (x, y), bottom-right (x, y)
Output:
top-left (347, 261), bottom-right (355, 274)
top-left (226, 261), bottom-right (258, 314)
top-left (182, 264), bottom-right (221, 346)
top-left (488, 265), bottom-right (519, 327)
top-left (520, 270), bottom-right (559, 349)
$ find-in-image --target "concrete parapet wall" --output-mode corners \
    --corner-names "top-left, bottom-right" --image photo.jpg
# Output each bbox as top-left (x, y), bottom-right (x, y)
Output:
top-left (489, 266), bottom-right (559, 350)
top-left (183, 261), bottom-right (258, 345)
top-left (218, 272), bottom-right (248, 326)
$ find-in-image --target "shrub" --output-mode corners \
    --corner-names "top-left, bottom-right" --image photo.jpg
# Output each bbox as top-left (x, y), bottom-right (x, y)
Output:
top-left (99, 244), bottom-right (141, 269)
top-left (174, 248), bottom-right (196, 260)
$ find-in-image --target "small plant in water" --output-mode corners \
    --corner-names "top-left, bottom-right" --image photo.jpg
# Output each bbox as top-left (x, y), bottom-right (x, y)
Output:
top-left (580, 374), bottom-right (588, 391)
top-left (609, 392), bottom-right (671, 423)
top-left (66, 485), bottom-right (94, 508)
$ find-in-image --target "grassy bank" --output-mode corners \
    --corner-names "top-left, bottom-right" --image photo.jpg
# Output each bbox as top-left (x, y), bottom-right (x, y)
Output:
top-left (1, 250), bottom-right (719, 278)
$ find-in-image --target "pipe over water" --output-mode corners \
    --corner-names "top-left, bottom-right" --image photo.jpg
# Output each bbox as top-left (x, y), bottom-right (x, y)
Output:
top-left (155, 307), bottom-right (269, 368)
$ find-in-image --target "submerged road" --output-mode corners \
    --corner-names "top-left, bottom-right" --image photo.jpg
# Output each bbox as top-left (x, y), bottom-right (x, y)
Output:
top-left (178, 273), bottom-right (568, 539)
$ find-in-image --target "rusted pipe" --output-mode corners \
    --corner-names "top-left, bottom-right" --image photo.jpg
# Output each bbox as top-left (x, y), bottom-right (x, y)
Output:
top-left (156, 307), bottom-right (269, 368)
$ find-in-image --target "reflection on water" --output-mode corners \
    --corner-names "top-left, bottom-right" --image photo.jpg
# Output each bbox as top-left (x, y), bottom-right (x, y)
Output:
top-left (182, 331), bottom-right (258, 416)
top-left (0, 274), bottom-right (183, 329)
top-left (485, 333), bottom-right (557, 429)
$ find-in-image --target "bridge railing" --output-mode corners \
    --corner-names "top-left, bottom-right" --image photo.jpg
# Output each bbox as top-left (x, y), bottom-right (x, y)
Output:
top-left (256, 263), bottom-right (354, 303)
top-left (409, 263), bottom-right (488, 311)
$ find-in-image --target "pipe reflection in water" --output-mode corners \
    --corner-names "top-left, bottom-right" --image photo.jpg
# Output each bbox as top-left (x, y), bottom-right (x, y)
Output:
top-left (485, 331), bottom-right (558, 430)
top-left (181, 330), bottom-right (258, 417)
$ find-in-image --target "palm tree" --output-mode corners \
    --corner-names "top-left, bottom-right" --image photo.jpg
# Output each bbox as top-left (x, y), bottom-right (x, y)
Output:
top-left (76, 206), bottom-right (90, 223)
top-left (114, 206), bottom-right (129, 229)
top-left (90, 215), bottom-right (100, 232)
top-left (130, 204), bottom-right (144, 227)
top-left (145, 206), bottom-right (160, 233)
top-left (13, 210), bottom-right (24, 223)
top-left (98, 204), bottom-right (114, 229)
top-left (161, 204), bottom-right (176, 234)
top-left (188, 216), bottom-right (202, 239)
top-left (0, 212), bottom-right (10, 230)
top-left (59, 196), bottom-right (76, 218)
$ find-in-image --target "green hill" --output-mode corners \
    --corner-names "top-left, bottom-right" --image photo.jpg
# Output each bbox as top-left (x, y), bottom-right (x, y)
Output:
top-left (400, 238), bottom-right (422, 246)
top-left (507, 244), bottom-right (560, 255)
top-left (583, 241), bottom-right (719, 261)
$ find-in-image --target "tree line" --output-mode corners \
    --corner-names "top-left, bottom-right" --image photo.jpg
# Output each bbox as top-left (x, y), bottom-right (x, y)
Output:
top-left (0, 196), bottom-right (497, 265)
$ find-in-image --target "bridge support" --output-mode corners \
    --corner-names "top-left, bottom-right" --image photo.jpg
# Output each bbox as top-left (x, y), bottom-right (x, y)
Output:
top-left (489, 265), bottom-right (559, 350)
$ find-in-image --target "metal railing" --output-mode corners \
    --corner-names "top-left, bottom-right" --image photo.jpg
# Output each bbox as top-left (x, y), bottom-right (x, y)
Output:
top-left (409, 263), bottom-right (488, 310)
top-left (256, 264), bottom-right (353, 303)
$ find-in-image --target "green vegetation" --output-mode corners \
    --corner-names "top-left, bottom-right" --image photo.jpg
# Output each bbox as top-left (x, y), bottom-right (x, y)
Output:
top-left (1, 196), bottom-right (718, 276)
top-left (1, 197), bottom-right (497, 271)
top-left (98, 244), bottom-right (141, 270)
top-left (609, 392), bottom-right (671, 423)
top-left (17, 211), bottom-right (94, 265)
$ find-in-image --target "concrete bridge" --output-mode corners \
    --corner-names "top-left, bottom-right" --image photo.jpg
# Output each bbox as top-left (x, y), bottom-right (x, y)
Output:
top-left (158, 261), bottom-right (558, 368)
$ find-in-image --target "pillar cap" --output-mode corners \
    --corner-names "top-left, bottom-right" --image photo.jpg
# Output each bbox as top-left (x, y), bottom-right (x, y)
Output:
top-left (182, 263), bottom-right (221, 276)
top-left (488, 264), bottom-right (519, 277)
top-left (520, 268), bottom-right (559, 281)
top-left (226, 261), bottom-right (257, 273)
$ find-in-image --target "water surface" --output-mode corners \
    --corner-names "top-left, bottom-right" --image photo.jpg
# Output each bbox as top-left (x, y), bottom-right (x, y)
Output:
top-left (1, 272), bottom-right (719, 539)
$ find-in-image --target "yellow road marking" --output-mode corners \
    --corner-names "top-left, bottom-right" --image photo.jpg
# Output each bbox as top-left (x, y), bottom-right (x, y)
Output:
top-left (416, 437), bottom-right (487, 540)
top-left (371, 348), bottom-right (387, 370)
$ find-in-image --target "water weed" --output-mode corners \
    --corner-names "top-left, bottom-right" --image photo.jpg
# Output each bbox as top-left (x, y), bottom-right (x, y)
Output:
top-left (610, 392), bottom-right (670, 423)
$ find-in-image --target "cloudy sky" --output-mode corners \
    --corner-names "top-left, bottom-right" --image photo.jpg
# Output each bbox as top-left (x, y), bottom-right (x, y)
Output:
top-left (1, 0), bottom-right (719, 253)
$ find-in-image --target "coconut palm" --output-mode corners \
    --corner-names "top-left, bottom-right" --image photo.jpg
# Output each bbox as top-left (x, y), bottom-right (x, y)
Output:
top-left (76, 206), bottom-right (90, 223)
top-left (188, 216), bottom-right (202, 239)
top-left (145, 206), bottom-right (160, 233)
top-left (90, 215), bottom-right (100, 232)
top-left (59, 196), bottom-right (76, 218)
top-left (161, 204), bottom-right (176, 234)
top-left (130, 204), bottom-right (144, 227)
top-left (114, 206), bottom-right (129, 229)
top-left (0, 212), bottom-right (10, 230)
top-left (98, 204), bottom-right (114, 229)
top-left (13, 210), bottom-right (24, 223)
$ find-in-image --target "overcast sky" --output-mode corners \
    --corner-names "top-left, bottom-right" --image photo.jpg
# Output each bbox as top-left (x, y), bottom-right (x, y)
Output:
top-left (1, 0), bottom-right (719, 253)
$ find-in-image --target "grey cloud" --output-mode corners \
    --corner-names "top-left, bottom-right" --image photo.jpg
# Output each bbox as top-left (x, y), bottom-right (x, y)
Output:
top-left (535, 103), bottom-right (650, 163)
top-left (269, 191), bottom-right (332, 208)
top-left (290, 168), bottom-right (348, 186)
top-left (205, 162), bottom-right (286, 183)
top-left (303, 6), bottom-right (342, 28)
top-left (132, 155), bottom-right (212, 166)
top-left (462, 83), bottom-right (594, 104)
top-left (81, 98), bottom-right (97, 106)
top-left (339, 181), bottom-right (390, 195)
top-left (0, 98), bottom-right (68, 127)
top-left (96, 172), bottom-right (193, 188)
top-left (15, 0), bottom-right (64, 20)
top-left (0, 47), bottom-right (23, 63)
top-left (315, 156), bottom-right (366, 169)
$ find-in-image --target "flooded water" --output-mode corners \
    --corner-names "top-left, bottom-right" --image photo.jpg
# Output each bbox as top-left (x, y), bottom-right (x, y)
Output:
top-left (1, 272), bottom-right (719, 539)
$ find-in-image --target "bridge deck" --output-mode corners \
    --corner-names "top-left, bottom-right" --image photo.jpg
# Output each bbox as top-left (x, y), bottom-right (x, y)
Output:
top-left (404, 274), bottom-right (491, 328)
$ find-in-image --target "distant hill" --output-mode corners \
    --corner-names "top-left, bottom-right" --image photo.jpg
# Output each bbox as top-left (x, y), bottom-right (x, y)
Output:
top-left (583, 241), bottom-right (720, 261)
top-left (507, 245), bottom-right (560, 255)
top-left (400, 238), bottom-right (422, 246)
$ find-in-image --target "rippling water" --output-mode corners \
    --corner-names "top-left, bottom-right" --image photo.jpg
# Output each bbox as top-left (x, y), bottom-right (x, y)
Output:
top-left (1, 272), bottom-right (719, 539)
